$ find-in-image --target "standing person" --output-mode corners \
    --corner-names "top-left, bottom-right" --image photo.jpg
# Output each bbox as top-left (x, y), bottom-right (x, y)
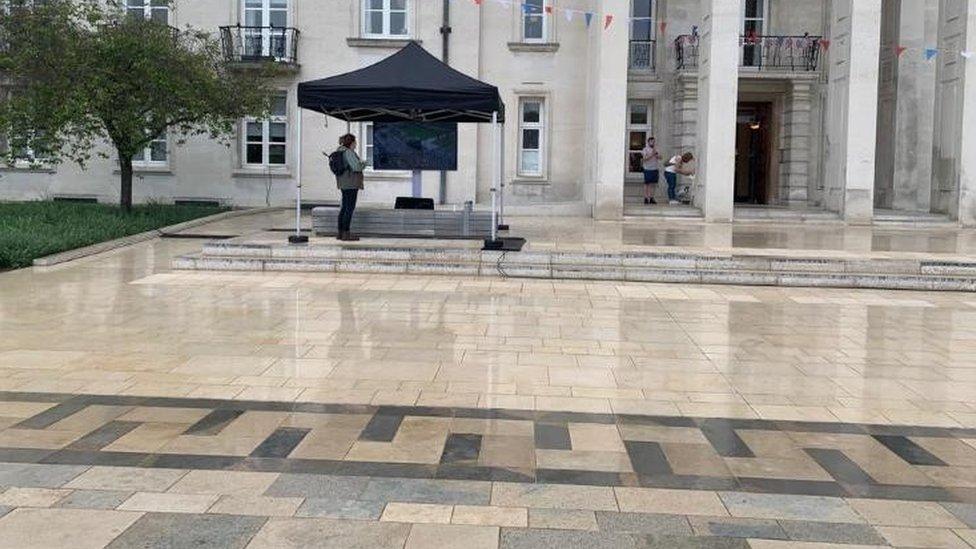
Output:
top-left (664, 152), bottom-right (695, 205)
top-left (641, 137), bottom-right (661, 205)
top-left (330, 133), bottom-right (367, 241)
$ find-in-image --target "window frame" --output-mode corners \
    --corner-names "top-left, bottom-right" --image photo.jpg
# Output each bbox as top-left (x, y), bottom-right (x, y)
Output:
top-left (517, 96), bottom-right (546, 179)
top-left (242, 0), bottom-right (291, 60)
top-left (125, 0), bottom-right (169, 24)
top-left (521, 0), bottom-right (548, 43)
top-left (242, 93), bottom-right (288, 168)
top-left (132, 130), bottom-right (169, 168)
top-left (625, 100), bottom-right (655, 179)
top-left (362, 0), bottom-right (410, 39)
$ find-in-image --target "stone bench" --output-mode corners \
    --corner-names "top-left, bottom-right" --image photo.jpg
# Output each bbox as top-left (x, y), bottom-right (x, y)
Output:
top-left (311, 206), bottom-right (493, 238)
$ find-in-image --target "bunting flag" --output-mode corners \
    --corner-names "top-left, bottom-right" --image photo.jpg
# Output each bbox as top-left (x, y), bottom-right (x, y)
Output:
top-left (659, 21), bottom-right (667, 35)
top-left (604, 14), bottom-right (613, 30)
top-left (820, 39), bottom-right (831, 51)
top-left (925, 47), bottom-right (939, 60)
top-left (895, 45), bottom-right (908, 57)
top-left (963, 51), bottom-right (975, 59)
top-left (544, 5), bottom-right (552, 14)
top-left (584, 12), bottom-right (593, 27)
top-left (564, 9), bottom-right (573, 22)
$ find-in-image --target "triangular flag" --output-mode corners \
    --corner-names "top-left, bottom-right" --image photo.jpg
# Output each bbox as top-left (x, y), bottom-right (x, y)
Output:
top-left (584, 12), bottom-right (593, 27)
top-left (604, 14), bottom-right (613, 30)
top-left (544, 5), bottom-right (552, 14)
top-left (659, 21), bottom-right (667, 35)
top-left (895, 45), bottom-right (908, 57)
top-left (962, 51), bottom-right (975, 59)
top-left (473, 0), bottom-right (482, 4)
top-left (564, 9), bottom-right (573, 22)
top-left (820, 39), bottom-right (831, 51)
top-left (925, 47), bottom-right (939, 60)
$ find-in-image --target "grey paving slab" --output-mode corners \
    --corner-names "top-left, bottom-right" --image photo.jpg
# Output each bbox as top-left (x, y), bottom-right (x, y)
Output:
top-left (246, 517), bottom-right (411, 549)
top-left (295, 498), bottom-right (385, 520)
top-left (778, 520), bottom-right (886, 545)
top-left (641, 535), bottom-right (751, 549)
top-left (942, 502), bottom-right (976, 528)
top-left (688, 517), bottom-right (787, 540)
top-left (0, 463), bottom-right (89, 488)
top-left (718, 492), bottom-right (864, 523)
top-left (55, 489), bottom-right (132, 510)
top-left (500, 528), bottom-right (645, 549)
top-left (105, 512), bottom-right (266, 549)
top-left (263, 473), bottom-right (369, 499)
top-left (359, 477), bottom-right (491, 505)
top-left (595, 511), bottom-right (692, 535)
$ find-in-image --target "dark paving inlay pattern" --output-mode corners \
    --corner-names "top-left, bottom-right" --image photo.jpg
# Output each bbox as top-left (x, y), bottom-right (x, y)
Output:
top-left (105, 512), bottom-right (266, 549)
top-left (2, 390), bottom-right (976, 504)
top-left (872, 434), bottom-right (948, 466)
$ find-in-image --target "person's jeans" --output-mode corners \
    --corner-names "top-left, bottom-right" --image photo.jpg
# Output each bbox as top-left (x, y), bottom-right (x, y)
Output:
top-left (338, 188), bottom-right (359, 233)
top-left (664, 171), bottom-right (678, 201)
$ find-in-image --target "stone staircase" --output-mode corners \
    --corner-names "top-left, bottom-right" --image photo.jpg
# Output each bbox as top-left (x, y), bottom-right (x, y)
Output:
top-left (173, 240), bottom-right (976, 291)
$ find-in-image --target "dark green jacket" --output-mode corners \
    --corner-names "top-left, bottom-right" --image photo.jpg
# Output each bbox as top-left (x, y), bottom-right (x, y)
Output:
top-left (334, 146), bottom-right (367, 190)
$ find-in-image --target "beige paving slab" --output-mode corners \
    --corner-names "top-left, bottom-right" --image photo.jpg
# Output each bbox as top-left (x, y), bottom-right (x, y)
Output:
top-left (404, 523), bottom-right (499, 549)
top-left (0, 508), bottom-right (143, 549)
top-left (65, 466), bottom-right (187, 492)
top-left (166, 470), bottom-right (279, 497)
top-left (614, 487), bottom-right (729, 516)
top-left (0, 487), bottom-right (71, 507)
top-left (876, 526), bottom-right (971, 548)
top-left (207, 495), bottom-right (303, 517)
top-left (451, 505), bottom-right (527, 527)
top-left (380, 502), bottom-right (453, 524)
top-left (117, 491), bottom-right (218, 513)
top-left (491, 482), bottom-right (618, 511)
top-left (847, 499), bottom-right (967, 528)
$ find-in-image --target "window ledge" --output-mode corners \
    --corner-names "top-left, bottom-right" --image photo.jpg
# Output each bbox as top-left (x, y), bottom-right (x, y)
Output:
top-left (364, 169), bottom-right (412, 180)
top-left (511, 177), bottom-right (549, 185)
top-left (0, 164), bottom-right (56, 174)
top-left (114, 166), bottom-right (172, 176)
top-left (507, 42), bottom-right (560, 53)
top-left (232, 168), bottom-right (292, 179)
top-left (347, 37), bottom-right (418, 49)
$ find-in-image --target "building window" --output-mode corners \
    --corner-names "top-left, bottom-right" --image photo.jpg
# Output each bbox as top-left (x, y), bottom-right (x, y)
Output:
top-left (522, 0), bottom-right (547, 42)
top-left (741, 0), bottom-right (767, 67)
top-left (518, 97), bottom-right (545, 177)
top-left (126, 0), bottom-right (169, 24)
top-left (243, 94), bottom-right (287, 167)
top-left (626, 101), bottom-right (653, 175)
top-left (629, 0), bottom-right (655, 70)
top-left (133, 131), bottom-right (167, 167)
top-left (243, 0), bottom-right (289, 59)
top-left (363, 0), bottom-right (408, 38)
top-left (361, 122), bottom-right (374, 167)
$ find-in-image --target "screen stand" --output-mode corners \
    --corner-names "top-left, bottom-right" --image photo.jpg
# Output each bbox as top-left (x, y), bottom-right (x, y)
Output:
top-left (411, 170), bottom-right (422, 198)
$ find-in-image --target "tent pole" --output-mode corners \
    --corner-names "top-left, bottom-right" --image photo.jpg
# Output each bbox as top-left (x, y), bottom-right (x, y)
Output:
top-left (490, 111), bottom-right (498, 243)
top-left (498, 119), bottom-right (507, 230)
top-left (289, 106), bottom-right (308, 244)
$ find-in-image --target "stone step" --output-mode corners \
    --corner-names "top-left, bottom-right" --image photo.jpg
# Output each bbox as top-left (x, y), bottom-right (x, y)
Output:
top-left (174, 242), bottom-right (976, 291)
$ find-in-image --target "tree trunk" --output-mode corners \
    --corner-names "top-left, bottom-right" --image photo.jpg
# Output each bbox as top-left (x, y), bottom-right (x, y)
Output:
top-left (119, 154), bottom-right (134, 212)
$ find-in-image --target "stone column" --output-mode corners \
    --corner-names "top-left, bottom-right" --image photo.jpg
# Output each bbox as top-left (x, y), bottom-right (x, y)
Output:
top-left (590, 0), bottom-right (630, 220)
top-left (695, 0), bottom-right (741, 222)
top-left (824, 0), bottom-right (883, 224)
top-left (892, 0), bottom-right (939, 212)
top-left (959, 0), bottom-right (976, 225)
top-left (780, 81), bottom-right (813, 205)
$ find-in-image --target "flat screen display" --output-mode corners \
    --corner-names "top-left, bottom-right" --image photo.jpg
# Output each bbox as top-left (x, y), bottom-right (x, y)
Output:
top-left (373, 122), bottom-right (458, 171)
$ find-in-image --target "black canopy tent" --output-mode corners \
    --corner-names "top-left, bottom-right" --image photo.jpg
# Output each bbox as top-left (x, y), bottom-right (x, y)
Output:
top-left (293, 42), bottom-right (509, 246)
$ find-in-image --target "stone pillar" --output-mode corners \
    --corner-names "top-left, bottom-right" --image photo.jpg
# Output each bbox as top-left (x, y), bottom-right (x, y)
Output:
top-left (589, 0), bottom-right (629, 220)
top-left (695, 0), bottom-right (741, 222)
top-left (892, 0), bottom-right (939, 212)
top-left (824, 0), bottom-right (883, 224)
top-left (959, 0), bottom-right (976, 225)
top-left (781, 81), bottom-right (813, 205)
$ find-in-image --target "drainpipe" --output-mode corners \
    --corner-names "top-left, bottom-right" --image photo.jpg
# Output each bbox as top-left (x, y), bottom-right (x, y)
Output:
top-left (439, 0), bottom-right (451, 204)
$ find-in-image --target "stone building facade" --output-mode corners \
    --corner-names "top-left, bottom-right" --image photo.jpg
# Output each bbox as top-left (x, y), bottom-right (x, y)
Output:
top-left (0, 0), bottom-right (974, 225)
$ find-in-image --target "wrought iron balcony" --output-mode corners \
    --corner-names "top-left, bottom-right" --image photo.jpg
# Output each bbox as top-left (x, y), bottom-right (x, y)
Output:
top-left (675, 34), bottom-right (822, 72)
top-left (219, 25), bottom-right (300, 66)
top-left (629, 40), bottom-right (656, 71)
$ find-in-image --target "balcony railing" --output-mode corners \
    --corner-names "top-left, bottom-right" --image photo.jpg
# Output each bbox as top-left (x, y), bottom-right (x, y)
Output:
top-left (220, 25), bottom-right (300, 65)
top-left (675, 34), bottom-right (822, 72)
top-left (629, 39), bottom-right (656, 71)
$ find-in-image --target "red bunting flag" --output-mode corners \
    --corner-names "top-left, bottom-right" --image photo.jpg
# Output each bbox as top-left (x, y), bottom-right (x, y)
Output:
top-left (659, 21), bottom-right (667, 35)
top-left (473, 0), bottom-right (481, 4)
top-left (604, 14), bottom-right (613, 30)
top-left (820, 39), bottom-right (831, 51)
top-left (544, 5), bottom-right (552, 14)
top-left (895, 45), bottom-right (908, 57)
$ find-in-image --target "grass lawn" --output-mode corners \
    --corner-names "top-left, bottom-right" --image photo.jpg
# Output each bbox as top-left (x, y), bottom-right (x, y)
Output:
top-left (0, 201), bottom-right (228, 269)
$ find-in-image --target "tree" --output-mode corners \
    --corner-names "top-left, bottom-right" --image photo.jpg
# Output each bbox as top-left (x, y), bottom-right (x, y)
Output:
top-left (0, 0), bottom-right (276, 210)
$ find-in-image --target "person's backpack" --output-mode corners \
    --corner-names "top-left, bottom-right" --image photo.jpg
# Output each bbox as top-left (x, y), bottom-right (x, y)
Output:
top-left (328, 149), bottom-right (349, 177)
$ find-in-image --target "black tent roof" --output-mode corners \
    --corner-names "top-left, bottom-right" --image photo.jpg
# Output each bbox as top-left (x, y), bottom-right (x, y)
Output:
top-left (297, 42), bottom-right (505, 123)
